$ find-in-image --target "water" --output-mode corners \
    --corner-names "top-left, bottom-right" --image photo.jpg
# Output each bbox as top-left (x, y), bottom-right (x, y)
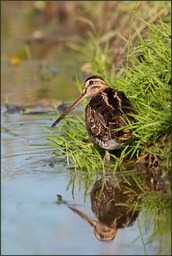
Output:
top-left (1, 3), bottom-right (170, 255)
top-left (2, 60), bottom-right (168, 255)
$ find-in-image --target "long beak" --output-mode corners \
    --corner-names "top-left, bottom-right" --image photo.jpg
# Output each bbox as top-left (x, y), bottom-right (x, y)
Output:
top-left (68, 205), bottom-right (117, 241)
top-left (52, 93), bottom-right (85, 127)
top-left (68, 206), bottom-right (97, 228)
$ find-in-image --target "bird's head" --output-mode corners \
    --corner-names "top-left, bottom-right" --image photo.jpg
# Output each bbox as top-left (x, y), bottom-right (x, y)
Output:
top-left (68, 205), bottom-right (117, 241)
top-left (51, 75), bottom-right (108, 127)
top-left (82, 75), bottom-right (108, 98)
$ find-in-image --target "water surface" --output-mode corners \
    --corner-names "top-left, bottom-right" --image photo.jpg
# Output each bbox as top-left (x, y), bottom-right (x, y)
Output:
top-left (2, 60), bottom-right (168, 255)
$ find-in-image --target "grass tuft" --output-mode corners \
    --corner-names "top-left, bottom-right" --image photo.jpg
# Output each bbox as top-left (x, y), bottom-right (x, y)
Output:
top-left (46, 19), bottom-right (171, 178)
top-left (45, 14), bottom-right (171, 254)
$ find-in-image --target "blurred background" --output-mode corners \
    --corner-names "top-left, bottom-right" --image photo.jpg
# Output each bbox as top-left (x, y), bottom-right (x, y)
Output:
top-left (1, 1), bottom-right (170, 105)
top-left (2, 1), bottom-right (170, 60)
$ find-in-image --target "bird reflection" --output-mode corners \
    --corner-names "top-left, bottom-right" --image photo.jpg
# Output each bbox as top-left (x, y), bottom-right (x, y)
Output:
top-left (57, 174), bottom-right (140, 241)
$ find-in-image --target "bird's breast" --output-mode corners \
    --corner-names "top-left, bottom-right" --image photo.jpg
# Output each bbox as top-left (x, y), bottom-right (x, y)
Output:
top-left (84, 88), bottom-right (134, 150)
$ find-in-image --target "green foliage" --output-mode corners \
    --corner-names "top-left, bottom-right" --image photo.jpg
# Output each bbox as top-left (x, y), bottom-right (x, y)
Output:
top-left (46, 116), bottom-right (105, 172)
top-left (45, 14), bottom-right (171, 255)
top-left (137, 189), bottom-right (171, 254)
top-left (46, 19), bottom-right (171, 175)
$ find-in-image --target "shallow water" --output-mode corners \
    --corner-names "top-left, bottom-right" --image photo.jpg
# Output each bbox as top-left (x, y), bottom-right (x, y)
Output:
top-left (1, 3), bottom-right (170, 255)
top-left (2, 60), bottom-right (169, 255)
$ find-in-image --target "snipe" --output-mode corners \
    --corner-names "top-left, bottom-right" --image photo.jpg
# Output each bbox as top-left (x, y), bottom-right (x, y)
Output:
top-left (52, 75), bottom-right (135, 154)
top-left (57, 175), bottom-right (140, 241)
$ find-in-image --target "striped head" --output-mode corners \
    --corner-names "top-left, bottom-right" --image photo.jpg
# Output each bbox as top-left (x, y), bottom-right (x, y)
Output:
top-left (52, 75), bottom-right (108, 127)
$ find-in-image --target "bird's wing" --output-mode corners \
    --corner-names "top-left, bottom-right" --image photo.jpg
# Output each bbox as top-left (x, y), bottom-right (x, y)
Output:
top-left (102, 88), bottom-right (134, 115)
top-left (85, 88), bottom-right (135, 141)
top-left (85, 105), bottom-right (111, 139)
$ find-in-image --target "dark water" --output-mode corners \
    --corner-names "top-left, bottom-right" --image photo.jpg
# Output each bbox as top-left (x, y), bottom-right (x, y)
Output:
top-left (1, 3), bottom-right (170, 255)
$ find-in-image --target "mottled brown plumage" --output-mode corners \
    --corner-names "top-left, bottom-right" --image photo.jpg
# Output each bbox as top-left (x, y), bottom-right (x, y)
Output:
top-left (65, 175), bottom-right (140, 241)
top-left (52, 75), bottom-right (135, 150)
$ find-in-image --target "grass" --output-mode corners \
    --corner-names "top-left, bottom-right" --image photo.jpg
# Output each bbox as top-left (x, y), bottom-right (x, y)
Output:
top-left (45, 11), bottom-right (171, 254)
top-left (46, 18), bottom-right (171, 176)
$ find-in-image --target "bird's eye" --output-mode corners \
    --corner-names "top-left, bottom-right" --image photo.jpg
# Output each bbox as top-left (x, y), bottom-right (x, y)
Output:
top-left (99, 234), bottom-right (105, 239)
top-left (89, 80), bottom-right (93, 85)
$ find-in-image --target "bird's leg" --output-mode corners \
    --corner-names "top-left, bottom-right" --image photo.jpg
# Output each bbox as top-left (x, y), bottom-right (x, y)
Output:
top-left (103, 150), bottom-right (111, 162)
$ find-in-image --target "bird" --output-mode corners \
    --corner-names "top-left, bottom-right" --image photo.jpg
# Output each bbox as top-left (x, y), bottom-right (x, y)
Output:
top-left (52, 75), bottom-right (135, 157)
top-left (57, 174), bottom-right (140, 241)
